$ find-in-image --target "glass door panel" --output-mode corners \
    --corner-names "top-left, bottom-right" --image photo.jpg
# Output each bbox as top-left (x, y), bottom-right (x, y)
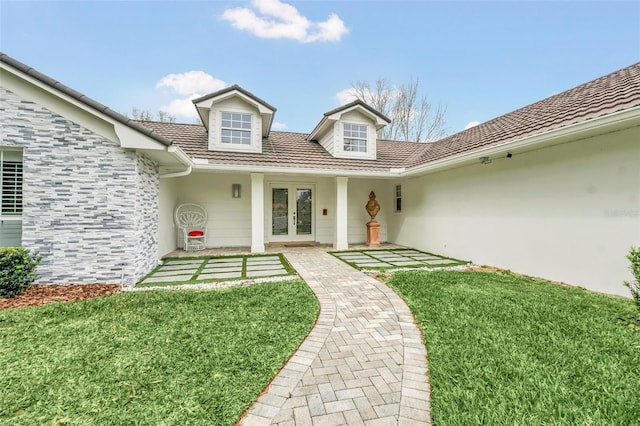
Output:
top-left (269, 184), bottom-right (314, 242)
top-left (296, 189), bottom-right (312, 235)
top-left (272, 188), bottom-right (288, 235)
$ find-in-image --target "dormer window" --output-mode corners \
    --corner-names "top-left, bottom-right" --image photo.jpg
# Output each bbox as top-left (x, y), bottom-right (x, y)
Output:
top-left (343, 123), bottom-right (368, 152)
top-left (192, 85), bottom-right (276, 154)
top-left (221, 112), bottom-right (251, 145)
top-left (308, 100), bottom-right (390, 161)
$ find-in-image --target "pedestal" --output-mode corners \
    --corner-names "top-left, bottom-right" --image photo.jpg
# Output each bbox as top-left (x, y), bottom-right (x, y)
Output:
top-left (366, 220), bottom-right (381, 247)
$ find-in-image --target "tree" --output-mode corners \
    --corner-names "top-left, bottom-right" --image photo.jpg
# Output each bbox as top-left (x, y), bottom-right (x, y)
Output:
top-left (349, 77), bottom-right (447, 142)
top-left (126, 108), bottom-right (176, 123)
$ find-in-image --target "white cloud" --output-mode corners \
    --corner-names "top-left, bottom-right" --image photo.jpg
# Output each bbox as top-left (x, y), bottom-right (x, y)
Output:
top-left (335, 88), bottom-right (360, 105)
top-left (155, 71), bottom-right (228, 119)
top-left (222, 0), bottom-right (348, 43)
top-left (271, 121), bottom-right (287, 130)
top-left (156, 71), bottom-right (226, 96)
top-left (160, 94), bottom-right (201, 119)
top-left (464, 121), bottom-right (480, 130)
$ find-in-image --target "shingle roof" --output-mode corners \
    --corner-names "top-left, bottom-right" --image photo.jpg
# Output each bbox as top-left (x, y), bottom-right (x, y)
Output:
top-left (4, 50), bottom-right (638, 172)
top-left (411, 62), bottom-right (640, 166)
top-left (141, 62), bottom-right (640, 172)
top-left (0, 52), bottom-right (172, 146)
top-left (137, 121), bottom-right (424, 172)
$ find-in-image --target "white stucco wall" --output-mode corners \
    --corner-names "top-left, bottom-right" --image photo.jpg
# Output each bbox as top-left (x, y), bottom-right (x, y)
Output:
top-left (348, 179), bottom-right (390, 244)
top-left (390, 126), bottom-right (640, 297)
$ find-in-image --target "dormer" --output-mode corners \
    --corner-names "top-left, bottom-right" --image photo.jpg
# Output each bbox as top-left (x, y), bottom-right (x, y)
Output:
top-left (308, 100), bottom-right (390, 160)
top-left (192, 85), bottom-right (276, 153)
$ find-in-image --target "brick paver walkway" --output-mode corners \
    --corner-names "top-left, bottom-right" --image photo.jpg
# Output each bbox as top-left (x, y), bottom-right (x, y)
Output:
top-left (242, 249), bottom-right (431, 425)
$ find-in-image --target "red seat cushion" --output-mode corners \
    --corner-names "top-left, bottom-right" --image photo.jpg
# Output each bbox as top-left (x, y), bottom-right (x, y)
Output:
top-left (188, 230), bottom-right (204, 237)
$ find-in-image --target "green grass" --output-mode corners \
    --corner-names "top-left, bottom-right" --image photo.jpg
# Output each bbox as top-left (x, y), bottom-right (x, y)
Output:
top-left (387, 270), bottom-right (640, 425)
top-left (0, 280), bottom-right (318, 425)
top-left (136, 253), bottom-right (296, 288)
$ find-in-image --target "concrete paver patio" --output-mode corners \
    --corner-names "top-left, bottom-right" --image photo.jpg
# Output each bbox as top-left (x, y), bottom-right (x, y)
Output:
top-left (332, 249), bottom-right (466, 270)
top-left (242, 248), bottom-right (432, 425)
top-left (137, 254), bottom-right (291, 287)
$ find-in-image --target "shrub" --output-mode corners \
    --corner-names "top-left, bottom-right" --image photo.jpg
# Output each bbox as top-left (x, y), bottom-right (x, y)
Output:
top-left (0, 247), bottom-right (41, 298)
top-left (624, 246), bottom-right (640, 308)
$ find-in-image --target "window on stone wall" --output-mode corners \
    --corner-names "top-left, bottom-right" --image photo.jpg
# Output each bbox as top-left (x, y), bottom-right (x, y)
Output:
top-left (1, 150), bottom-right (22, 216)
top-left (0, 150), bottom-right (23, 247)
top-left (394, 184), bottom-right (402, 212)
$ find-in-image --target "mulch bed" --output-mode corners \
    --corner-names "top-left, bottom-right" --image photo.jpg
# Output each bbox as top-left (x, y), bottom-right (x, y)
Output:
top-left (0, 284), bottom-right (120, 310)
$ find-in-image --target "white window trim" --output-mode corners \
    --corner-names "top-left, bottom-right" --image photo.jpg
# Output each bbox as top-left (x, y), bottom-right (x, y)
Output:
top-left (343, 122), bottom-right (368, 153)
top-left (209, 108), bottom-right (261, 153)
top-left (220, 111), bottom-right (252, 146)
top-left (0, 150), bottom-right (23, 220)
top-left (394, 184), bottom-right (402, 213)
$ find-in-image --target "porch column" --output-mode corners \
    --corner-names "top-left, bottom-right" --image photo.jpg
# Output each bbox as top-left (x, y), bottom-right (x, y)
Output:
top-left (334, 176), bottom-right (349, 250)
top-left (251, 173), bottom-right (265, 253)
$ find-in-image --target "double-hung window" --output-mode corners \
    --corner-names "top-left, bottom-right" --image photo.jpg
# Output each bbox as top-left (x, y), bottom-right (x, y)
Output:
top-left (221, 112), bottom-right (251, 145)
top-left (343, 123), bottom-right (367, 152)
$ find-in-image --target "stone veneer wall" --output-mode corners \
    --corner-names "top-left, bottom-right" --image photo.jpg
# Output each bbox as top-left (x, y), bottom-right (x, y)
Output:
top-left (0, 87), bottom-right (159, 285)
top-left (133, 153), bottom-right (160, 281)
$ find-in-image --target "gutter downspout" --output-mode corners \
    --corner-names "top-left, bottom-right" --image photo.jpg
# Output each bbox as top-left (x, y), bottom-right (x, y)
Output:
top-left (160, 145), bottom-right (193, 178)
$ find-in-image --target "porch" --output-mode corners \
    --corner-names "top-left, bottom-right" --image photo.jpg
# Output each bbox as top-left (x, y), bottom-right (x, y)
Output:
top-left (159, 172), bottom-right (402, 257)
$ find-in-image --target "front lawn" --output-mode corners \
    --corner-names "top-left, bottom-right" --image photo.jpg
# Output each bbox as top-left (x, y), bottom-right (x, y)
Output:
top-left (388, 270), bottom-right (640, 425)
top-left (0, 280), bottom-right (318, 425)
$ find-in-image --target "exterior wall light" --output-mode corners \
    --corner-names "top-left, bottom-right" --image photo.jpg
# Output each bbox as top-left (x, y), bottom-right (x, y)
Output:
top-left (232, 183), bottom-right (241, 198)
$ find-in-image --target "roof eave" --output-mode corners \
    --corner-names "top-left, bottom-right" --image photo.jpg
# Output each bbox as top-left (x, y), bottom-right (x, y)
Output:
top-left (192, 84), bottom-right (277, 112)
top-left (404, 106), bottom-right (640, 177)
top-left (307, 116), bottom-right (329, 141)
top-left (323, 100), bottom-right (391, 123)
top-left (187, 162), bottom-right (404, 178)
top-left (0, 52), bottom-right (172, 147)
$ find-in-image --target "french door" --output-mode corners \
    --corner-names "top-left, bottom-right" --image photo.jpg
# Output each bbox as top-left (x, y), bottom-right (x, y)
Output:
top-left (270, 184), bottom-right (314, 242)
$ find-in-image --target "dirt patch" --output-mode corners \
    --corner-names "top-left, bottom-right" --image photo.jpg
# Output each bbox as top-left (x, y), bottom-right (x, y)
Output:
top-left (0, 284), bottom-right (120, 310)
top-left (466, 265), bottom-right (504, 273)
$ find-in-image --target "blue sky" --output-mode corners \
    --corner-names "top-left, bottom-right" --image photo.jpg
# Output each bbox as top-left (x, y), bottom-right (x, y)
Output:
top-left (1, 0), bottom-right (639, 136)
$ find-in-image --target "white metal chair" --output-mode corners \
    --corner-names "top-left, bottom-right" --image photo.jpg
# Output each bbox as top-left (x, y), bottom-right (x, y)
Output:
top-left (174, 203), bottom-right (208, 251)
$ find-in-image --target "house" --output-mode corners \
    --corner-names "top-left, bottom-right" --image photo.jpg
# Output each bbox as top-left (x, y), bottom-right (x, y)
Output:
top-left (1, 52), bottom-right (638, 297)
